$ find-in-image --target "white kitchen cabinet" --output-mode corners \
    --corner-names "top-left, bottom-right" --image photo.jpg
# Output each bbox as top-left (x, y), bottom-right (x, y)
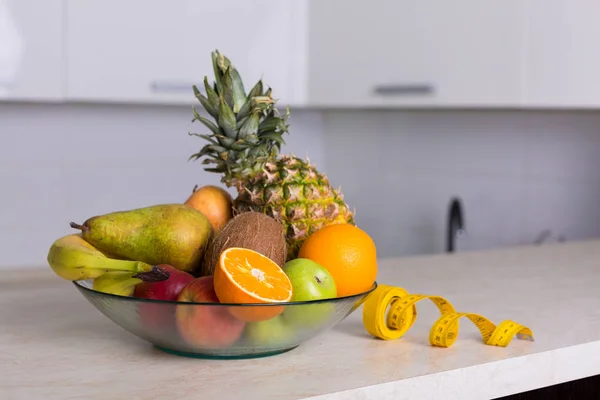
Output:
top-left (65, 0), bottom-right (308, 107)
top-left (524, 0), bottom-right (600, 108)
top-left (0, 0), bottom-right (64, 101)
top-left (307, 0), bottom-right (525, 108)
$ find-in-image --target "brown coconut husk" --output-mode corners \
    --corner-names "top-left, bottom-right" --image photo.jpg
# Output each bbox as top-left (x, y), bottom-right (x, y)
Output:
top-left (201, 211), bottom-right (287, 276)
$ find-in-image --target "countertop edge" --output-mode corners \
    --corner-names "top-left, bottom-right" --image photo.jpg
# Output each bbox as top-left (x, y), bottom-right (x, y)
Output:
top-left (304, 341), bottom-right (600, 400)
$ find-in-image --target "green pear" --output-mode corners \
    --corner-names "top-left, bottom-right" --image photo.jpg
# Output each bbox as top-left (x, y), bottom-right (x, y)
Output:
top-left (70, 204), bottom-right (213, 274)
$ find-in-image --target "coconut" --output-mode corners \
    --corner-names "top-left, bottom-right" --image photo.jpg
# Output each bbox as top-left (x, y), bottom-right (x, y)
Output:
top-left (201, 211), bottom-right (287, 276)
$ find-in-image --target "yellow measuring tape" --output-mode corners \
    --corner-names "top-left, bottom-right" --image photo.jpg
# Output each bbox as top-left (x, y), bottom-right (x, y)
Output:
top-left (362, 284), bottom-right (534, 347)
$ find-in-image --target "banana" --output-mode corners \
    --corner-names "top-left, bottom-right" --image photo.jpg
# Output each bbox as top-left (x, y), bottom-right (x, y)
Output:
top-left (92, 271), bottom-right (144, 296)
top-left (92, 267), bottom-right (171, 296)
top-left (47, 234), bottom-right (155, 281)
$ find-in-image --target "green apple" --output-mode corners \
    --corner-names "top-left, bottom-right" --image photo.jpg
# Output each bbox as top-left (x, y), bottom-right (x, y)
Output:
top-left (281, 258), bottom-right (337, 328)
top-left (243, 316), bottom-right (296, 346)
top-left (283, 258), bottom-right (337, 301)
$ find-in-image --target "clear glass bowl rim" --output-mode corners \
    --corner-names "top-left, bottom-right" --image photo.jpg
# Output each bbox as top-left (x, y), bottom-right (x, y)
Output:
top-left (72, 280), bottom-right (378, 307)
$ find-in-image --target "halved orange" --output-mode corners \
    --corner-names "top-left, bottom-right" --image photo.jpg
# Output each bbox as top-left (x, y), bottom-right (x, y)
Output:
top-left (213, 247), bottom-right (293, 322)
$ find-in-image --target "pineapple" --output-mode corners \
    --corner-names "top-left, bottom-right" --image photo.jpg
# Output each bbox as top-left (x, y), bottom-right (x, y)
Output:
top-left (189, 50), bottom-right (355, 259)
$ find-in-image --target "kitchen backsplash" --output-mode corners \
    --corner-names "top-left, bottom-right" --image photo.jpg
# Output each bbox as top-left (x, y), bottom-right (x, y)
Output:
top-left (1, 103), bottom-right (324, 269)
top-left (3, 103), bottom-right (600, 268)
top-left (322, 109), bottom-right (600, 257)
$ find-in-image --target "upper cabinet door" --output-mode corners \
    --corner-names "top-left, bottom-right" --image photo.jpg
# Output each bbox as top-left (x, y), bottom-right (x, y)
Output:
top-left (525, 0), bottom-right (600, 108)
top-left (0, 0), bottom-right (64, 101)
top-left (307, 0), bottom-right (525, 108)
top-left (65, 0), bottom-right (308, 107)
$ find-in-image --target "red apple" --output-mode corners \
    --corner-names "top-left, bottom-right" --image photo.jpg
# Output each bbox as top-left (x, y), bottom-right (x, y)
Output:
top-left (134, 264), bottom-right (194, 301)
top-left (175, 276), bottom-right (245, 348)
top-left (134, 264), bottom-right (194, 335)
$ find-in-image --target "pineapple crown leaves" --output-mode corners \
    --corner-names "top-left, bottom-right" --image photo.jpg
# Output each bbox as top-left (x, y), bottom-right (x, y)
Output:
top-left (188, 50), bottom-right (291, 177)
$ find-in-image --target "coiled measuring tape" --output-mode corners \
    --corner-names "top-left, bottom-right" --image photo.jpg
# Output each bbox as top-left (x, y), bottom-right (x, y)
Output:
top-left (362, 284), bottom-right (534, 347)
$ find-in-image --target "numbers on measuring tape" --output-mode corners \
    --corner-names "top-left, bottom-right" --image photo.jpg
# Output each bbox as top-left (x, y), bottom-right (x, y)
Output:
top-left (362, 284), bottom-right (534, 348)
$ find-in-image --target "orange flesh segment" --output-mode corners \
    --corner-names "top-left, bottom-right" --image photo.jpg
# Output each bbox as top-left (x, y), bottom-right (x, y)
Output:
top-left (221, 248), bottom-right (292, 302)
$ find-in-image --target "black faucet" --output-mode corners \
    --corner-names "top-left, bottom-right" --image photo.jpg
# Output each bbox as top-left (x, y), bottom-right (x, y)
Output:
top-left (446, 197), bottom-right (465, 253)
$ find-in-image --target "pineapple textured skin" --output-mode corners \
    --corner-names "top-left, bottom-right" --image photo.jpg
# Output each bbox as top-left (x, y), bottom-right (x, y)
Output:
top-left (189, 50), bottom-right (355, 260)
top-left (232, 155), bottom-right (354, 259)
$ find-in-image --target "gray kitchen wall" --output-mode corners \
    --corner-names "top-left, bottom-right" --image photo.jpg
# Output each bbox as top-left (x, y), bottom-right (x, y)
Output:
top-left (323, 110), bottom-right (600, 257)
top-left (1, 103), bottom-right (324, 269)
top-left (3, 104), bottom-right (600, 269)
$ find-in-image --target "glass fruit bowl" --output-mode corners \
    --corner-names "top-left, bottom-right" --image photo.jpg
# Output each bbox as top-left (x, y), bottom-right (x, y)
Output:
top-left (73, 280), bottom-right (377, 359)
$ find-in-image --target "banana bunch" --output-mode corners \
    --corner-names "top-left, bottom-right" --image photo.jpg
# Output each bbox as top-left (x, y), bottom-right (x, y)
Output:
top-left (47, 234), bottom-right (169, 296)
top-left (92, 268), bottom-right (171, 296)
top-left (92, 271), bottom-right (145, 296)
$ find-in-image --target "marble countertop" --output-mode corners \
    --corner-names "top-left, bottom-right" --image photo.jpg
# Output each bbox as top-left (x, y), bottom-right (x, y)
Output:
top-left (3, 240), bottom-right (600, 400)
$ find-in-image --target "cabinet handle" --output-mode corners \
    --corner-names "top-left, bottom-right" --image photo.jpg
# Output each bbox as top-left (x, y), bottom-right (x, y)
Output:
top-left (150, 81), bottom-right (199, 93)
top-left (373, 84), bottom-right (434, 96)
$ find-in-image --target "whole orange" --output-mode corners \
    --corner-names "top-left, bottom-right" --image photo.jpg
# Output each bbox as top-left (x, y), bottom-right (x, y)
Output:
top-left (184, 185), bottom-right (233, 234)
top-left (298, 224), bottom-right (377, 297)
